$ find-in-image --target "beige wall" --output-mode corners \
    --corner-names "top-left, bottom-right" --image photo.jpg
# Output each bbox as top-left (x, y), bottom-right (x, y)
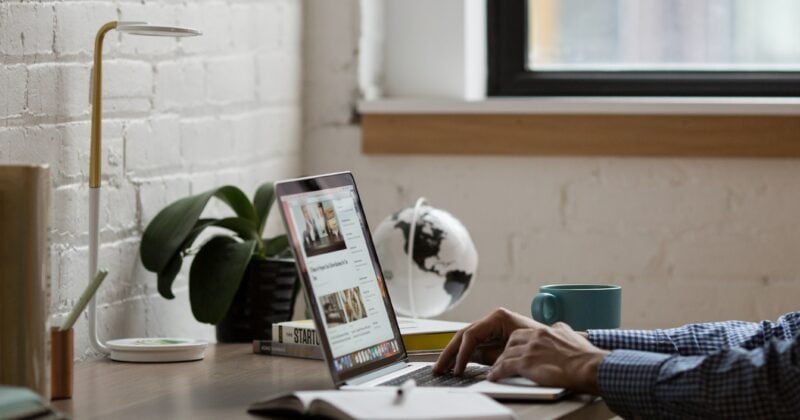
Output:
top-left (303, 0), bottom-right (800, 329)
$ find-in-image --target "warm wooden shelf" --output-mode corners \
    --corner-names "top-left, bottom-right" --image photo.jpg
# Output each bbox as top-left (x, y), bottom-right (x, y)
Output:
top-left (362, 113), bottom-right (800, 157)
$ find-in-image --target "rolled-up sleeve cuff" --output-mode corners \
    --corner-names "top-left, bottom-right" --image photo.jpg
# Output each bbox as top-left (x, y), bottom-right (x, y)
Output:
top-left (598, 350), bottom-right (671, 419)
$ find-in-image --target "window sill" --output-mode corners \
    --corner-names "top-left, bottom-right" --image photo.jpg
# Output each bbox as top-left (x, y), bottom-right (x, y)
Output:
top-left (359, 98), bottom-right (800, 157)
top-left (358, 97), bottom-right (800, 116)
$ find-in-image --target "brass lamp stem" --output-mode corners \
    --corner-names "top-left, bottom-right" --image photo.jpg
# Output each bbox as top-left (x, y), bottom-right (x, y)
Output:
top-left (90, 21), bottom-right (117, 189)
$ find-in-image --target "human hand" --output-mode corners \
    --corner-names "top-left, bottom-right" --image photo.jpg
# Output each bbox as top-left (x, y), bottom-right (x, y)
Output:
top-left (487, 322), bottom-right (609, 394)
top-left (433, 308), bottom-right (544, 375)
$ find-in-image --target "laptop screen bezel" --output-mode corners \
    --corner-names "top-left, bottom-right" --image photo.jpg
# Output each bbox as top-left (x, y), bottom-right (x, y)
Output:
top-left (274, 171), bottom-right (408, 386)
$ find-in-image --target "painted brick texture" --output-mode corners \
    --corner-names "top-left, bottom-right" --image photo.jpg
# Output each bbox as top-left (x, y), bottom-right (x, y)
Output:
top-left (1, 0), bottom-right (302, 359)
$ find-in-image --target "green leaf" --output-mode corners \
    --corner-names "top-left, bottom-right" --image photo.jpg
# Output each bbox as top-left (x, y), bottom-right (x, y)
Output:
top-left (184, 218), bottom-right (216, 250)
top-left (211, 217), bottom-right (259, 241)
top-left (189, 237), bottom-right (256, 324)
top-left (140, 185), bottom-right (256, 275)
top-left (253, 182), bottom-right (275, 235)
top-left (141, 190), bottom-right (217, 273)
top-left (263, 234), bottom-right (289, 257)
top-left (157, 254), bottom-right (182, 299)
top-left (215, 186), bottom-right (258, 225)
top-left (155, 218), bottom-right (216, 299)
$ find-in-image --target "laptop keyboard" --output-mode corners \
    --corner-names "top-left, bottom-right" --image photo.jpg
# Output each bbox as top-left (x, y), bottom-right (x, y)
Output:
top-left (377, 365), bottom-right (489, 388)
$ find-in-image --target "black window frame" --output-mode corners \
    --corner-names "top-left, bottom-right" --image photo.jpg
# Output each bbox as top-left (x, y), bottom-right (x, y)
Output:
top-left (487, 0), bottom-right (800, 97)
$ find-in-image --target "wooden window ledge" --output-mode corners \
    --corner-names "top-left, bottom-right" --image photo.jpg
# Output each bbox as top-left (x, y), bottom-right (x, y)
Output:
top-left (359, 98), bottom-right (800, 157)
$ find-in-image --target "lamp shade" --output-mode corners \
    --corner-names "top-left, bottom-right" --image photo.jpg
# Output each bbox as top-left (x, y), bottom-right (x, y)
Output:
top-left (116, 23), bottom-right (201, 37)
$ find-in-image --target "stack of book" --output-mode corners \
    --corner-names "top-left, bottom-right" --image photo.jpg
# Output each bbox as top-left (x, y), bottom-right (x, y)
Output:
top-left (253, 317), bottom-right (468, 360)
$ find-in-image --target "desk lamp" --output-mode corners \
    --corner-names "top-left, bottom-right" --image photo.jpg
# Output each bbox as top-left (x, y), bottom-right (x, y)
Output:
top-left (87, 21), bottom-right (204, 362)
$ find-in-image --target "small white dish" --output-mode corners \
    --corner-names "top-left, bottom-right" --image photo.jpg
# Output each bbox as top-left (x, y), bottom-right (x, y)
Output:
top-left (106, 338), bottom-right (208, 363)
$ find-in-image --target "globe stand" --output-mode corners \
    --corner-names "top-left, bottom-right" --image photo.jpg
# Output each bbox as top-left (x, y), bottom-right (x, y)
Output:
top-left (405, 197), bottom-right (429, 318)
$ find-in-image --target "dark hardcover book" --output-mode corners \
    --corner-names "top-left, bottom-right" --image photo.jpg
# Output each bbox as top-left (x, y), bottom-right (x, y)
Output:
top-left (252, 340), bottom-right (324, 360)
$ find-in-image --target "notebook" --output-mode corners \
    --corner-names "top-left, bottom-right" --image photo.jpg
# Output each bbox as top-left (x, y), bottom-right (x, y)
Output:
top-left (249, 389), bottom-right (515, 419)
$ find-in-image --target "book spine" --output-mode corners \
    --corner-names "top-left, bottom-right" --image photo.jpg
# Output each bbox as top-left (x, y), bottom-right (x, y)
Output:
top-left (272, 324), bottom-right (322, 346)
top-left (252, 340), bottom-right (324, 360)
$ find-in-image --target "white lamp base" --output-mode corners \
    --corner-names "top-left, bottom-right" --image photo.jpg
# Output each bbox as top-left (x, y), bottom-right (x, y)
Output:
top-left (106, 338), bottom-right (207, 363)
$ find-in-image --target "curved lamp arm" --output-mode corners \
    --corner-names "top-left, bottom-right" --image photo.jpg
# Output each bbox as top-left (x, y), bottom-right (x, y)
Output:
top-left (87, 21), bottom-right (117, 355)
top-left (89, 21), bottom-right (116, 189)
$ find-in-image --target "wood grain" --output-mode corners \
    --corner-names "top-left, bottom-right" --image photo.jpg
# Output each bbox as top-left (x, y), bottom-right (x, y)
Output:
top-left (52, 344), bottom-right (613, 420)
top-left (362, 114), bottom-right (800, 157)
top-left (50, 327), bottom-right (74, 400)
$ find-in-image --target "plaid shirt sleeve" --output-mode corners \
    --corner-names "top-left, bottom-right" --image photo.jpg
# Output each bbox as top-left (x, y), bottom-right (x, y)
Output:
top-left (587, 312), bottom-right (800, 419)
top-left (588, 311), bottom-right (800, 355)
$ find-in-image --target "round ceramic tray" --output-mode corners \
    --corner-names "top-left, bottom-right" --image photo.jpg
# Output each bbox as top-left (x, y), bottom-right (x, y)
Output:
top-left (106, 338), bottom-right (207, 363)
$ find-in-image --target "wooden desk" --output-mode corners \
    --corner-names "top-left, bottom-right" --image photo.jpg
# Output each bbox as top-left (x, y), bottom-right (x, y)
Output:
top-left (52, 344), bottom-right (614, 419)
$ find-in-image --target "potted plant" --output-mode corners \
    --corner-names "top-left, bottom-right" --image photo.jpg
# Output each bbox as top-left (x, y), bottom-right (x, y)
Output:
top-left (140, 182), bottom-right (299, 342)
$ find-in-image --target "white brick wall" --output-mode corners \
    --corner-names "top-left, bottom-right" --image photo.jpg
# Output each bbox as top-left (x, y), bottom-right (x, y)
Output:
top-left (0, 3), bottom-right (55, 56)
top-left (1, 0), bottom-right (302, 359)
top-left (303, 0), bottom-right (800, 329)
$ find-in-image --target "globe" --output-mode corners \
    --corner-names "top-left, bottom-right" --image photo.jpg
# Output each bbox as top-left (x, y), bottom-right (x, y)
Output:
top-left (373, 198), bottom-right (478, 318)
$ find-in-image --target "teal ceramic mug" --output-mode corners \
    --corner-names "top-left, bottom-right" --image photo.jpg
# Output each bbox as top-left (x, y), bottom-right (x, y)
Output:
top-left (531, 284), bottom-right (621, 331)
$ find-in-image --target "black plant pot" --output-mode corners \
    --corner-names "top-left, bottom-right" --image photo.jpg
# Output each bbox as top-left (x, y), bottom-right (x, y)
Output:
top-left (215, 258), bottom-right (299, 343)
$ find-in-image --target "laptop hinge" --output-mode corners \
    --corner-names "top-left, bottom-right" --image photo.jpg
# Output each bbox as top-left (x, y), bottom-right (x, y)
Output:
top-left (343, 361), bottom-right (410, 386)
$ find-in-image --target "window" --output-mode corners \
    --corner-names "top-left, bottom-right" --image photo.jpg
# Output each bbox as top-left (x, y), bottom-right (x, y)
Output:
top-left (488, 0), bottom-right (800, 96)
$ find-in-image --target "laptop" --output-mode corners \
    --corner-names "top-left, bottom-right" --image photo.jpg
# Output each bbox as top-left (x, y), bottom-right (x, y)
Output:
top-left (274, 172), bottom-right (566, 400)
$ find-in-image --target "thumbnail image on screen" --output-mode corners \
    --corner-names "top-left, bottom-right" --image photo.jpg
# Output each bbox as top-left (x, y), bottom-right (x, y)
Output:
top-left (293, 200), bottom-right (346, 257)
top-left (319, 286), bottom-right (368, 328)
top-left (342, 287), bottom-right (367, 322)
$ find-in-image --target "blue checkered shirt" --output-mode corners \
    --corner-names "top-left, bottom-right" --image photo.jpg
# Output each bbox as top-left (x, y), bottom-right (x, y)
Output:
top-left (588, 311), bottom-right (800, 419)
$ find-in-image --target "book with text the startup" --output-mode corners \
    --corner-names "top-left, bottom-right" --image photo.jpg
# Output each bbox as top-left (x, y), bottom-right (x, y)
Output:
top-left (269, 317), bottom-right (468, 358)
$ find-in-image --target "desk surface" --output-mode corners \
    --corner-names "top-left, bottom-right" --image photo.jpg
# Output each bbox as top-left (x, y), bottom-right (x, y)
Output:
top-left (52, 344), bottom-right (614, 420)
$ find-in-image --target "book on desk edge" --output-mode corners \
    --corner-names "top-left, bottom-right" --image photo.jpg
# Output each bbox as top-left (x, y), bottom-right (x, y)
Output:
top-left (272, 317), bottom-right (468, 352)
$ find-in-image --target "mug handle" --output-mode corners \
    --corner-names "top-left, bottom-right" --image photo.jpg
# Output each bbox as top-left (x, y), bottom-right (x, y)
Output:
top-left (531, 293), bottom-right (560, 325)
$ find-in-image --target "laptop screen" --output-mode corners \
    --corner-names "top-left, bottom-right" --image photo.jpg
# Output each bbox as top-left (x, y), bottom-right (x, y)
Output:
top-left (275, 173), bottom-right (406, 384)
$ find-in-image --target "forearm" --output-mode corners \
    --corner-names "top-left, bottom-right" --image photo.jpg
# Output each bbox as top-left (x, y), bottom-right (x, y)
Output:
top-left (598, 337), bottom-right (800, 419)
top-left (588, 312), bottom-right (800, 356)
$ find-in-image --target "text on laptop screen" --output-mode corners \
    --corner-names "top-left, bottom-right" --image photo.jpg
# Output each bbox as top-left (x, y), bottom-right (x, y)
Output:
top-left (280, 185), bottom-right (402, 374)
